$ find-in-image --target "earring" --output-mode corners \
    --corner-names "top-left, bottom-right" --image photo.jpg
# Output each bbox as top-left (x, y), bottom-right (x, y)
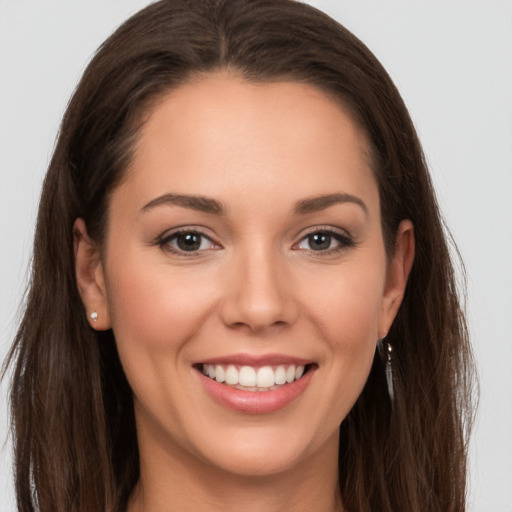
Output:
top-left (90, 311), bottom-right (98, 323)
top-left (377, 339), bottom-right (394, 406)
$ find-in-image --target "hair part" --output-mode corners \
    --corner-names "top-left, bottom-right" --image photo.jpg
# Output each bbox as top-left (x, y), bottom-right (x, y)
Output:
top-left (4, 1), bottom-right (476, 511)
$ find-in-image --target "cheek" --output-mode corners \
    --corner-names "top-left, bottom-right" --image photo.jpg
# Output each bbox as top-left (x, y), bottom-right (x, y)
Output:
top-left (303, 258), bottom-right (386, 347)
top-left (279, 256), bottom-right (386, 437)
top-left (108, 253), bottom-right (204, 333)
top-left (102, 252), bottom-right (227, 437)
top-left (103, 250), bottom-right (221, 381)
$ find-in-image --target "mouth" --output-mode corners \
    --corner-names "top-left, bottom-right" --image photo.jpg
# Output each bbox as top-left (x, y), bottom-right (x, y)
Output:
top-left (193, 354), bottom-right (316, 413)
top-left (193, 354), bottom-right (318, 414)
top-left (197, 362), bottom-right (313, 392)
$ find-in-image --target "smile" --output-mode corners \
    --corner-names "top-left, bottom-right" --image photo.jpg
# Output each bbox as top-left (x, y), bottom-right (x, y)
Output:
top-left (195, 355), bottom-right (316, 414)
top-left (201, 363), bottom-right (306, 391)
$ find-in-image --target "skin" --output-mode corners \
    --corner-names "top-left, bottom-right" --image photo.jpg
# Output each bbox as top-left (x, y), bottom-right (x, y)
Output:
top-left (74, 72), bottom-right (414, 512)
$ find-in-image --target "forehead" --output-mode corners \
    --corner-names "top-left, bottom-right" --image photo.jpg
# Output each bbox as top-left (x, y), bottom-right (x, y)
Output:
top-left (117, 72), bottom-right (378, 216)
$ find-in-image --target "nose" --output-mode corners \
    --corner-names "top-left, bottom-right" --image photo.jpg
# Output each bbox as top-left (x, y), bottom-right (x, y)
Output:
top-left (219, 245), bottom-right (299, 333)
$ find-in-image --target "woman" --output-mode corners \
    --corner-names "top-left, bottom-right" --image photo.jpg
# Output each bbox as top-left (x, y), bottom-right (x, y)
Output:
top-left (4, 0), bottom-right (476, 511)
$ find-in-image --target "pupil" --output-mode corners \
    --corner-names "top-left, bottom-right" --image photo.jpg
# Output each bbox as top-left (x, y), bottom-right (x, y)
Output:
top-left (177, 233), bottom-right (201, 251)
top-left (309, 233), bottom-right (331, 250)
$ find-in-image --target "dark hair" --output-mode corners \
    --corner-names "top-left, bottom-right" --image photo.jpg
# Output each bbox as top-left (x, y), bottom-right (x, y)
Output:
top-left (4, 1), bottom-right (476, 511)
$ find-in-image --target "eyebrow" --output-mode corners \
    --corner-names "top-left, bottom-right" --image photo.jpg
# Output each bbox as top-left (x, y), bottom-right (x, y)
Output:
top-left (140, 191), bottom-right (367, 217)
top-left (141, 193), bottom-right (225, 215)
top-left (294, 193), bottom-right (368, 216)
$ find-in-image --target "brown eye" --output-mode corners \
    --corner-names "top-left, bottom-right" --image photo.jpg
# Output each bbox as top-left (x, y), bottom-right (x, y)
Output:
top-left (298, 231), bottom-right (341, 251)
top-left (295, 229), bottom-right (354, 254)
top-left (160, 230), bottom-right (216, 254)
top-left (176, 232), bottom-right (202, 251)
top-left (307, 233), bottom-right (333, 251)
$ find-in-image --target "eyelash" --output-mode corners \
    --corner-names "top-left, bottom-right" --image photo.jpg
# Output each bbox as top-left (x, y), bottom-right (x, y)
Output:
top-left (292, 227), bottom-right (355, 255)
top-left (156, 227), bottom-right (355, 256)
top-left (156, 228), bottom-right (219, 256)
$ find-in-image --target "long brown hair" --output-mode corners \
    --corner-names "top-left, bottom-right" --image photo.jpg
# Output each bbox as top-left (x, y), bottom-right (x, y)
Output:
top-left (4, 1), bottom-right (476, 511)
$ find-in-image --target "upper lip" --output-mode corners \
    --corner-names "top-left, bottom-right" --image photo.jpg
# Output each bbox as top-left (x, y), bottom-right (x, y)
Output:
top-left (195, 353), bottom-right (313, 367)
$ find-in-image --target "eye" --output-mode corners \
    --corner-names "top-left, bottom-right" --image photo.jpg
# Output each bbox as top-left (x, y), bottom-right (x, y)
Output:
top-left (159, 230), bottom-right (218, 254)
top-left (295, 229), bottom-right (354, 253)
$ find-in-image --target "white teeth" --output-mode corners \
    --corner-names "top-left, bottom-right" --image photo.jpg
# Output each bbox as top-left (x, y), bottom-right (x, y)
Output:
top-left (225, 365), bottom-right (239, 385)
top-left (256, 366), bottom-right (275, 388)
top-left (239, 366), bottom-right (256, 387)
top-left (274, 366), bottom-right (287, 385)
top-left (201, 363), bottom-right (308, 390)
top-left (215, 365), bottom-right (225, 383)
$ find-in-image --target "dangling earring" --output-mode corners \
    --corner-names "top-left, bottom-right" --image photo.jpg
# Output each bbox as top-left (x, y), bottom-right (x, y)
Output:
top-left (377, 339), bottom-right (394, 406)
top-left (90, 311), bottom-right (98, 323)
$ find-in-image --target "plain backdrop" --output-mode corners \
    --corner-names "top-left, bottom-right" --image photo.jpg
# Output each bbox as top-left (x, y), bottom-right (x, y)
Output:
top-left (1, 1), bottom-right (511, 511)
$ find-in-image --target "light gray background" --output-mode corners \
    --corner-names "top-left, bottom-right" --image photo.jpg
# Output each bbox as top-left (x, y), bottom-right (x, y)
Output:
top-left (1, 1), bottom-right (511, 511)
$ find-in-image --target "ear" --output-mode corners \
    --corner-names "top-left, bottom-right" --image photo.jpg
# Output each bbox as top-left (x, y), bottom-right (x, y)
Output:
top-left (378, 219), bottom-right (415, 339)
top-left (73, 218), bottom-right (111, 330)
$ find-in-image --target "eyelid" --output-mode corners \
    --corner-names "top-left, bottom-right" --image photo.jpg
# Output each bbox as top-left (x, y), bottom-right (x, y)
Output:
top-left (294, 225), bottom-right (352, 242)
top-left (292, 225), bottom-right (355, 254)
top-left (297, 224), bottom-right (351, 237)
top-left (156, 226), bottom-right (222, 256)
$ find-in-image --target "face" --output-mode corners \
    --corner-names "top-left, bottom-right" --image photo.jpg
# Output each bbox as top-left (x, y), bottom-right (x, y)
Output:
top-left (76, 72), bottom-right (413, 481)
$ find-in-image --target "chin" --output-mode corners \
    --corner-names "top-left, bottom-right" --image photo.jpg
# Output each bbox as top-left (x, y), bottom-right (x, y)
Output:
top-left (186, 419), bottom-right (340, 479)
top-left (200, 442), bottom-right (315, 478)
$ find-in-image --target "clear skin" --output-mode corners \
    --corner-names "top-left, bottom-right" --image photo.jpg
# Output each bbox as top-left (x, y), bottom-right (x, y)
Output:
top-left (75, 72), bottom-right (414, 512)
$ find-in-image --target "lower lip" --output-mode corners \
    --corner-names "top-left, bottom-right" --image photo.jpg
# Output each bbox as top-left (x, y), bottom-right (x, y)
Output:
top-left (197, 367), bottom-right (315, 414)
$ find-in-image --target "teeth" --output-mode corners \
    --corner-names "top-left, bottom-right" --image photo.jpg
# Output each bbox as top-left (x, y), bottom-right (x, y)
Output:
top-left (275, 366), bottom-right (287, 385)
top-left (256, 366), bottom-right (274, 388)
top-left (239, 366), bottom-right (257, 387)
top-left (225, 365), bottom-right (238, 385)
top-left (215, 365), bottom-right (225, 383)
top-left (201, 363), bottom-right (306, 390)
